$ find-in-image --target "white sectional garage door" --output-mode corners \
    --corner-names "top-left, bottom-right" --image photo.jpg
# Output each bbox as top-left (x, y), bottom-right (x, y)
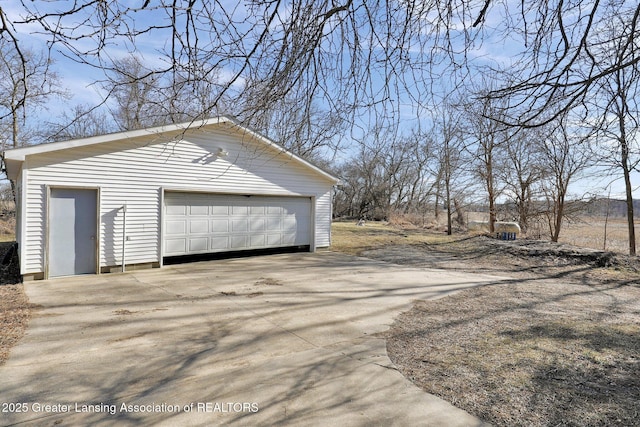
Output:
top-left (163, 192), bottom-right (312, 256)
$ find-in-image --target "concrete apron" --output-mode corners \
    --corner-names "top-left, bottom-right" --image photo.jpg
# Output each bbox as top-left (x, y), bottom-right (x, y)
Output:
top-left (0, 252), bottom-right (499, 426)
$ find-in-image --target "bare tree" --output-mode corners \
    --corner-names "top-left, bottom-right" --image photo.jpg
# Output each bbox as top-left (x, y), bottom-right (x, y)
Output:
top-left (334, 144), bottom-right (387, 220)
top-left (104, 55), bottom-right (165, 130)
top-left (2, 1), bottom-right (638, 136)
top-left (404, 132), bottom-right (437, 219)
top-left (587, 14), bottom-right (640, 256)
top-left (4, 2), bottom-right (640, 249)
top-left (539, 118), bottom-right (592, 242)
top-left (481, 2), bottom-right (640, 128)
top-left (431, 104), bottom-right (466, 234)
top-left (499, 128), bottom-right (545, 233)
top-left (0, 39), bottom-right (65, 149)
top-left (241, 94), bottom-right (346, 161)
top-left (463, 89), bottom-right (509, 233)
top-left (47, 104), bottom-right (116, 141)
top-left (2, 1), bottom-right (518, 135)
top-left (333, 126), bottom-right (436, 222)
top-left (0, 38), bottom-right (65, 201)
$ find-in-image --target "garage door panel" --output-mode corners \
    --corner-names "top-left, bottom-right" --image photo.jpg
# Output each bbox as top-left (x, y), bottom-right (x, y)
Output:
top-left (282, 233), bottom-right (296, 245)
top-left (210, 236), bottom-right (229, 250)
top-left (267, 234), bottom-right (282, 245)
top-left (166, 220), bottom-right (187, 235)
top-left (283, 217), bottom-right (297, 231)
top-left (189, 204), bottom-right (208, 215)
top-left (210, 219), bottom-right (229, 232)
top-left (267, 206), bottom-right (281, 215)
top-left (230, 235), bottom-right (248, 249)
top-left (189, 237), bottom-right (208, 252)
top-left (190, 220), bottom-right (208, 233)
top-left (232, 205), bottom-right (248, 215)
top-left (165, 238), bottom-right (187, 254)
top-left (250, 234), bottom-right (266, 246)
top-left (250, 218), bottom-right (266, 232)
top-left (211, 205), bottom-right (229, 215)
top-left (296, 218), bottom-right (310, 233)
top-left (250, 205), bottom-right (265, 215)
top-left (164, 193), bottom-right (311, 256)
top-left (232, 219), bottom-right (248, 232)
top-left (267, 218), bottom-right (281, 231)
top-left (166, 204), bottom-right (187, 216)
top-left (294, 231), bottom-right (308, 245)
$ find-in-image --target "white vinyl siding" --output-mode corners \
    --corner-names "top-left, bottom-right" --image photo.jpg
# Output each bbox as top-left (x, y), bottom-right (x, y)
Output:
top-left (19, 126), bottom-right (335, 274)
top-left (314, 189), bottom-right (333, 248)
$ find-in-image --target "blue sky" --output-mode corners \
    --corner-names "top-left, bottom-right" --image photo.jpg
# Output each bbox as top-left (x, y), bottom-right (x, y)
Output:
top-left (3, 1), bottom-right (639, 200)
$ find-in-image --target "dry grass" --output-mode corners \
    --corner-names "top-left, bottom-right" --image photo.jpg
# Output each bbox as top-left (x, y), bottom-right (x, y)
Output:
top-left (0, 284), bottom-right (30, 366)
top-left (331, 220), bottom-right (454, 255)
top-left (0, 214), bottom-right (15, 239)
top-left (560, 217), bottom-right (640, 254)
top-left (465, 212), bottom-right (640, 255)
top-left (331, 220), bottom-right (640, 427)
top-left (387, 283), bottom-right (640, 427)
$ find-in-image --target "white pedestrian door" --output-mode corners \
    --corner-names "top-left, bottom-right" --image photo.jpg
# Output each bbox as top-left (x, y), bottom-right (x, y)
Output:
top-left (49, 188), bottom-right (97, 277)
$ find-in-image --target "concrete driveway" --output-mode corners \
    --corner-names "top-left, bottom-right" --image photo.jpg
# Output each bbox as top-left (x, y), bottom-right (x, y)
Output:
top-left (0, 252), bottom-right (500, 426)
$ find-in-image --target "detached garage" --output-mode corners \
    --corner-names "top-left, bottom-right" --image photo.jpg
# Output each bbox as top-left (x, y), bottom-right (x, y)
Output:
top-left (3, 116), bottom-right (339, 280)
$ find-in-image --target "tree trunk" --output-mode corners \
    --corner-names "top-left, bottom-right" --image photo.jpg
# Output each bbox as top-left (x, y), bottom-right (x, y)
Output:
top-left (486, 151), bottom-right (496, 233)
top-left (621, 141), bottom-right (636, 255)
top-left (624, 183), bottom-right (636, 256)
top-left (551, 190), bottom-right (565, 242)
top-left (445, 177), bottom-right (452, 235)
top-left (518, 186), bottom-right (529, 234)
top-left (488, 197), bottom-right (496, 233)
top-left (444, 141), bottom-right (452, 235)
top-left (454, 197), bottom-right (465, 227)
top-left (12, 109), bottom-right (19, 148)
top-left (10, 102), bottom-right (19, 204)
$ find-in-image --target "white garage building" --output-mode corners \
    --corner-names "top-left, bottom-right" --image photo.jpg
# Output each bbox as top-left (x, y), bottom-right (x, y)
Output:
top-left (3, 117), bottom-right (339, 280)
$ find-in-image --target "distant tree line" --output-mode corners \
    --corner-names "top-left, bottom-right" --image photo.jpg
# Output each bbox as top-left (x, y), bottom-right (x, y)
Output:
top-left (332, 99), bottom-right (597, 244)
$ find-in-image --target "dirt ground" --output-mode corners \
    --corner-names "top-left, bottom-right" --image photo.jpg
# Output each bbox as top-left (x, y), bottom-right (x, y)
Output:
top-left (0, 283), bottom-right (29, 366)
top-left (0, 241), bottom-right (28, 366)
top-left (363, 235), bottom-right (637, 284)
top-left (387, 280), bottom-right (640, 427)
top-left (333, 223), bottom-right (640, 427)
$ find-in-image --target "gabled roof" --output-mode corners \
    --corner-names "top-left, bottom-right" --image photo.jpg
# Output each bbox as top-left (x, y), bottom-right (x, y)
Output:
top-left (3, 116), bottom-right (340, 183)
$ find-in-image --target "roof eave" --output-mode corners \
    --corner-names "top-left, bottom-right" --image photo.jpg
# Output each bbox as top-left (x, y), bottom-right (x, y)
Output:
top-left (3, 158), bottom-right (22, 181)
top-left (3, 116), bottom-right (230, 162)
